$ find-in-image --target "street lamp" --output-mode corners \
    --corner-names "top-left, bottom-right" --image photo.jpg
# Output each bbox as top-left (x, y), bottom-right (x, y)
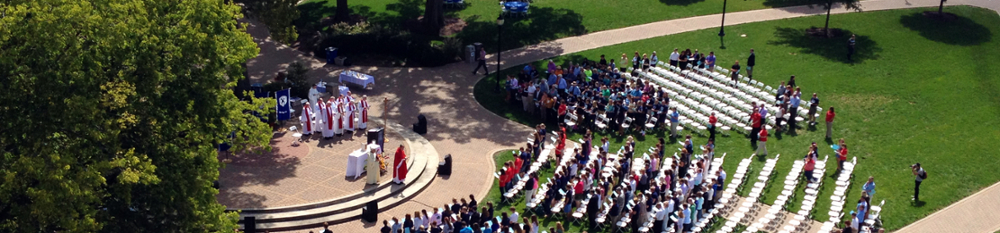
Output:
top-left (495, 15), bottom-right (505, 92)
top-left (719, 0), bottom-right (728, 37)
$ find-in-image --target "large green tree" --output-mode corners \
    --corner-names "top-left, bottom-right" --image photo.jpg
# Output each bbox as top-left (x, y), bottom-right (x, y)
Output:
top-left (0, 0), bottom-right (272, 232)
top-left (820, 0), bottom-right (862, 36)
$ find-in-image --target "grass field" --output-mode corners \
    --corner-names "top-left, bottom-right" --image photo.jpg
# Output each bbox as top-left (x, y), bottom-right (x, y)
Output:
top-left (297, 0), bottom-right (832, 52)
top-left (474, 6), bottom-right (1000, 231)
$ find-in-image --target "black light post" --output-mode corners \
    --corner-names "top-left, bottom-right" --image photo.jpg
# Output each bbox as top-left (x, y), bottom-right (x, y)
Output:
top-left (494, 15), bottom-right (505, 92)
top-left (719, 0), bottom-right (728, 37)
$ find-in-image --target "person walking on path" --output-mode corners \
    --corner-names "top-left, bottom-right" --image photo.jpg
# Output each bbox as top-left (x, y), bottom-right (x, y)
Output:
top-left (473, 47), bottom-right (489, 75)
top-left (848, 34), bottom-right (857, 62)
top-left (825, 107), bottom-right (836, 139)
top-left (912, 163), bottom-right (926, 201)
top-left (746, 49), bottom-right (756, 81)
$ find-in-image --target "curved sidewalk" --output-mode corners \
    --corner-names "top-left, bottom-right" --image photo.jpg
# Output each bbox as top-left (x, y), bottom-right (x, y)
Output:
top-left (242, 0), bottom-right (999, 231)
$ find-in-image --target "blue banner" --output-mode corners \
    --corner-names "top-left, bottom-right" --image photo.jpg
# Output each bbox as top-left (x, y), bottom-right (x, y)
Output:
top-left (276, 88), bottom-right (291, 121)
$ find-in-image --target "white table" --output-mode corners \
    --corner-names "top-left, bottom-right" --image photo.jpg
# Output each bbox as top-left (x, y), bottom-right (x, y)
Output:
top-left (346, 149), bottom-right (368, 179)
top-left (340, 71), bottom-right (374, 89)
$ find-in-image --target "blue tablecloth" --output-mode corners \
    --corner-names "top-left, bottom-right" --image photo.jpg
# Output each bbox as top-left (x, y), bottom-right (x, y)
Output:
top-left (504, 2), bottom-right (528, 13)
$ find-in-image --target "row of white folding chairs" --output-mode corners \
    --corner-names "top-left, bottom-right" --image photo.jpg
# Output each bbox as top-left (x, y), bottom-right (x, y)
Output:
top-left (752, 159), bottom-right (805, 232)
top-left (714, 154), bottom-right (754, 219)
top-left (720, 155), bottom-right (780, 233)
top-left (641, 69), bottom-right (749, 133)
top-left (778, 155), bottom-right (829, 233)
top-left (632, 72), bottom-right (739, 134)
top-left (705, 65), bottom-right (817, 121)
top-left (706, 65), bottom-right (777, 106)
top-left (680, 67), bottom-right (818, 130)
top-left (827, 157), bottom-right (858, 223)
top-left (525, 141), bottom-right (579, 207)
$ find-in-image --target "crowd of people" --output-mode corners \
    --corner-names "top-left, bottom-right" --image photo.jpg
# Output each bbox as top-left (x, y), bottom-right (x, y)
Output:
top-left (489, 120), bottom-right (728, 233)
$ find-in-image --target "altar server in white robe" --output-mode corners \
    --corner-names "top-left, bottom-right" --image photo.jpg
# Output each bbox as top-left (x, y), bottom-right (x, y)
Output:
top-left (359, 96), bottom-right (370, 129)
top-left (332, 99), bottom-right (344, 135)
top-left (308, 85), bottom-right (321, 113)
top-left (300, 103), bottom-right (314, 136)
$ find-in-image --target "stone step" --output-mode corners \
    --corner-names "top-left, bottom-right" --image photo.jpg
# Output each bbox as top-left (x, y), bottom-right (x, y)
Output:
top-left (233, 121), bottom-right (439, 231)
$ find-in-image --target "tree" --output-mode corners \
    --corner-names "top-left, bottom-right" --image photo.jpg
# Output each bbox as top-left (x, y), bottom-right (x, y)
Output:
top-left (336, 0), bottom-right (350, 22)
top-left (821, 0), bottom-right (862, 36)
top-left (0, 0), bottom-right (272, 232)
top-left (285, 62), bottom-right (312, 99)
top-left (423, 0), bottom-right (444, 34)
top-left (242, 0), bottom-right (301, 44)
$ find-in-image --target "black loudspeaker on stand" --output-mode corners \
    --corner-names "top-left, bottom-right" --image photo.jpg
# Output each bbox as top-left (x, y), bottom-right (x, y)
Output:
top-left (243, 217), bottom-right (256, 233)
top-left (367, 128), bottom-right (385, 149)
top-left (438, 154), bottom-right (453, 176)
top-left (361, 200), bottom-right (379, 222)
top-left (413, 114), bottom-right (427, 135)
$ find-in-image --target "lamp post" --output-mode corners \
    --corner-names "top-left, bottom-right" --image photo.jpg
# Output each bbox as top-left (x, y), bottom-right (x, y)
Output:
top-left (495, 15), bottom-right (505, 92)
top-left (719, 0), bottom-right (728, 37)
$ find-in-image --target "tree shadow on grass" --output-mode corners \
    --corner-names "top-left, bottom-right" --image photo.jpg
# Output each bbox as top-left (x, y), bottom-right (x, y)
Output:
top-left (659, 0), bottom-right (706, 6)
top-left (899, 12), bottom-right (992, 46)
top-left (458, 7), bottom-right (586, 53)
top-left (767, 27), bottom-right (881, 64)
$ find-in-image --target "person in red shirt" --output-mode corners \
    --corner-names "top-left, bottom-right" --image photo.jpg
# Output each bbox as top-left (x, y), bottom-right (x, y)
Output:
top-left (757, 128), bottom-right (768, 156)
top-left (750, 106), bottom-right (762, 146)
top-left (557, 101), bottom-right (568, 125)
top-left (804, 152), bottom-right (817, 183)
top-left (708, 112), bottom-right (718, 140)
top-left (826, 107), bottom-right (836, 139)
top-left (499, 162), bottom-right (511, 193)
top-left (836, 139), bottom-right (848, 172)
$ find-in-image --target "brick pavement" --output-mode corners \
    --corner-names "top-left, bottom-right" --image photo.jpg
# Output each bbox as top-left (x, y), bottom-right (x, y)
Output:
top-left (239, 0), bottom-right (1000, 231)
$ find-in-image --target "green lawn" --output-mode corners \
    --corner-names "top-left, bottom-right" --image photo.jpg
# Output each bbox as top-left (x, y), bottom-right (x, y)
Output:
top-left (299, 0), bottom-right (831, 53)
top-left (474, 6), bottom-right (1000, 231)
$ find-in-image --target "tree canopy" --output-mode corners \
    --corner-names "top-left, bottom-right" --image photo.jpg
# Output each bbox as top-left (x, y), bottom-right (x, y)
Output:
top-left (0, 0), bottom-right (272, 232)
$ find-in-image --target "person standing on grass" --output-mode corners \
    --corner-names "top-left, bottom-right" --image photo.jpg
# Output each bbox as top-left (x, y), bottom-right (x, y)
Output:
top-left (669, 107), bottom-right (680, 139)
top-left (708, 112), bottom-right (718, 140)
top-left (836, 140), bottom-right (848, 172)
top-left (803, 151), bottom-right (817, 183)
top-left (749, 105), bottom-right (761, 146)
top-left (669, 49), bottom-right (680, 67)
top-left (788, 93), bottom-right (801, 132)
top-left (473, 47), bottom-right (488, 75)
top-left (912, 163), bottom-right (926, 201)
top-left (706, 52), bottom-right (716, 70)
top-left (808, 93), bottom-right (820, 125)
top-left (746, 49), bottom-right (756, 81)
top-left (757, 127), bottom-right (768, 156)
top-left (862, 176), bottom-right (876, 205)
top-left (848, 34), bottom-right (857, 62)
top-left (776, 81), bottom-right (786, 101)
top-left (825, 107), bottom-right (836, 139)
top-left (730, 60), bottom-right (741, 87)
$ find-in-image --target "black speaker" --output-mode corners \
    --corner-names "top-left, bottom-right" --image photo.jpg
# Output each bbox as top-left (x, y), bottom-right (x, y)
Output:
top-left (438, 154), bottom-right (453, 176)
top-left (361, 200), bottom-right (379, 222)
top-left (413, 114), bottom-right (427, 134)
top-left (367, 128), bottom-right (385, 149)
top-left (243, 216), bottom-right (256, 233)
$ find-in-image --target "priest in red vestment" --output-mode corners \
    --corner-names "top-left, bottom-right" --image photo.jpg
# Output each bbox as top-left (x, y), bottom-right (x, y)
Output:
top-left (392, 145), bottom-right (408, 184)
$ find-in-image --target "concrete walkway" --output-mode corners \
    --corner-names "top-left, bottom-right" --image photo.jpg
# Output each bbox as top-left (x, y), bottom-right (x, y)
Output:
top-left (895, 182), bottom-right (1000, 233)
top-left (241, 0), bottom-right (1000, 231)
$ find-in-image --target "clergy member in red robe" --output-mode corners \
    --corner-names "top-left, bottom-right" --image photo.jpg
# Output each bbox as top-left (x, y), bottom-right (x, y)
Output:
top-left (393, 145), bottom-right (408, 184)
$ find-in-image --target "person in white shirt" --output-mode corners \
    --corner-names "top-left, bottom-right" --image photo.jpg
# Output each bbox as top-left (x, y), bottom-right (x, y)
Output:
top-left (509, 207), bottom-right (520, 224)
top-left (669, 49), bottom-right (680, 67)
top-left (430, 210), bottom-right (442, 226)
top-left (413, 211), bottom-right (424, 229)
top-left (653, 202), bottom-right (667, 232)
top-left (420, 209), bottom-right (431, 229)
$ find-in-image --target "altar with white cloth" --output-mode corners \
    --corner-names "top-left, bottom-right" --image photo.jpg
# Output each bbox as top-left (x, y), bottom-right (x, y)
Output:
top-left (346, 149), bottom-right (368, 179)
top-left (339, 70), bottom-right (374, 89)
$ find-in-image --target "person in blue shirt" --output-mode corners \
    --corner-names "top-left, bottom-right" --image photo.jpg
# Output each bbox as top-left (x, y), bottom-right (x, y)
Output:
top-left (788, 93), bottom-right (801, 131)
top-left (547, 73), bottom-right (558, 87)
top-left (669, 107), bottom-right (680, 138)
top-left (569, 82), bottom-right (581, 97)
top-left (862, 176), bottom-right (876, 205)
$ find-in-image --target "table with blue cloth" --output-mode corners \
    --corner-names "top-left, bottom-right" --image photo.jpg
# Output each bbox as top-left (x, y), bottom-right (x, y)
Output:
top-left (503, 1), bottom-right (529, 15)
top-left (339, 70), bottom-right (374, 89)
